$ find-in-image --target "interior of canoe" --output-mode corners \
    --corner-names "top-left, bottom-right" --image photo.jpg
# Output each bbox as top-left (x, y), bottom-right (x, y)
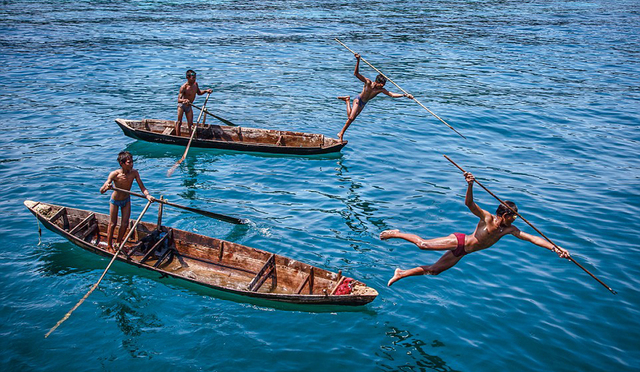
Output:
top-left (124, 119), bottom-right (342, 149)
top-left (30, 202), bottom-right (359, 297)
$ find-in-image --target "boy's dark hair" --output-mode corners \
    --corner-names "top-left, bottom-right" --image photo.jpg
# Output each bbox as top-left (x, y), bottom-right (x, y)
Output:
top-left (186, 69), bottom-right (196, 77)
top-left (496, 201), bottom-right (518, 217)
top-left (118, 151), bottom-right (133, 165)
top-left (375, 74), bottom-right (386, 85)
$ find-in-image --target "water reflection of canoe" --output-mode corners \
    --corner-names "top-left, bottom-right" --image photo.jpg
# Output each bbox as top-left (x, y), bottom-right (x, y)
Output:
top-left (25, 200), bottom-right (377, 306)
top-left (115, 118), bottom-right (347, 155)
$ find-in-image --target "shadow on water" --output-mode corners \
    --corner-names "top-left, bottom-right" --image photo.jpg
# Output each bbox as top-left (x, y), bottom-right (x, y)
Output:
top-left (376, 326), bottom-right (460, 372)
top-left (99, 276), bottom-right (164, 359)
top-left (334, 157), bottom-right (386, 239)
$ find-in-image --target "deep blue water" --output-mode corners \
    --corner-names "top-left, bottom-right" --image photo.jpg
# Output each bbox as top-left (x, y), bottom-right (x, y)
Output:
top-left (1, 0), bottom-right (639, 371)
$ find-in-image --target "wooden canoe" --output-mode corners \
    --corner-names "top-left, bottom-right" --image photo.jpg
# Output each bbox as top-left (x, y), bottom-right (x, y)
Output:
top-left (25, 200), bottom-right (377, 306)
top-left (115, 118), bottom-right (347, 155)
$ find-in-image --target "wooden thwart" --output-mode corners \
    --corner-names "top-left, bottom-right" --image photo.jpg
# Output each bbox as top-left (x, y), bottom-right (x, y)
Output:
top-left (69, 213), bottom-right (95, 236)
top-left (248, 254), bottom-right (277, 292)
top-left (295, 268), bottom-right (315, 295)
top-left (49, 207), bottom-right (69, 230)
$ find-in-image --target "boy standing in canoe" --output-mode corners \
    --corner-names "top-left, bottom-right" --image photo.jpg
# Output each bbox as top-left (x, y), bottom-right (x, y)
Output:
top-left (381, 172), bottom-right (570, 286)
top-left (100, 151), bottom-right (155, 250)
top-left (176, 69), bottom-right (213, 136)
top-left (337, 53), bottom-right (413, 142)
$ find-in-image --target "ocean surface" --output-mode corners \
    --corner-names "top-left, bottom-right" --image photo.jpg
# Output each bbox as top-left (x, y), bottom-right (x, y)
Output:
top-left (1, 0), bottom-right (639, 371)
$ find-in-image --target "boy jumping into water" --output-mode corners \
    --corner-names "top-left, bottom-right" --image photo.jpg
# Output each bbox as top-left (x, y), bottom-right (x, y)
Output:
top-left (337, 53), bottom-right (414, 142)
top-left (100, 151), bottom-right (155, 250)
top-left (176, 69), bottom-right (213, 136)
top-left (381, 172), bottom-right (571, 286)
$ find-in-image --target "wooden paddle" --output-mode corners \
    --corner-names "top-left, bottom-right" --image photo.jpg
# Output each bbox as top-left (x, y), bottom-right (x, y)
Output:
top-left (111, 186), bottom-right (247, 225)
top-left (189, 103), bottom-right (237, 127)
top-left (443, 154), bottom-right (617, 295)
top-left (335, 38), bottom-right (466, 139)
top-left (167, 92), bottom-right (211, 177)
top-left (45, 199), bottom-right (154, 338)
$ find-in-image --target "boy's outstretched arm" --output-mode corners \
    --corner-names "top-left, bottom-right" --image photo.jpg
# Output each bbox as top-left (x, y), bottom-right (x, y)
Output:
top-left (382, 89), bottom-right (413, 99)
top-left (512, 229), bottom-right (571, 258)
top-left (353, 54), bottom-right (367, 83)
top-left (464, 172), bottom-right (488, 219)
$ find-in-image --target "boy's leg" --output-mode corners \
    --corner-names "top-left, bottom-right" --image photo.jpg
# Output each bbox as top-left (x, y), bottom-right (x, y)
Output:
top-left (337, 100), bottom-right (362, 142)
top-left (186, 109), bottom-right (194, 133)
top-left (176, 107), bottom-right (184, 136)
top-left (388, 251), bottom-right (463, 286)
top-left (106, 203), bottom-right (119, 250)
top-left (380, 229), bottom-right (458, 251)
top-left (337, 96), bottom-right (352, 116)
top-left (115, 202), bottom-right (132, 247)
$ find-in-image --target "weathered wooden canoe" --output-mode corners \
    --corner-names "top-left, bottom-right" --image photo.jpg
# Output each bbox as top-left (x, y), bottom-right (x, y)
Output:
top-left (115, 118), bottom-right (347, 155)
top-left (25, 200), bottom-right (377, 306)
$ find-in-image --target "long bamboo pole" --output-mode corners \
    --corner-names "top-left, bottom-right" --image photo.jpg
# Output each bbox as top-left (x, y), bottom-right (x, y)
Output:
top-left (45, 199), bottom-right (154, 338)
top-left (443, 154), bottom-right (616, 295)
top-left (335, 38), bottom-right (466, 139)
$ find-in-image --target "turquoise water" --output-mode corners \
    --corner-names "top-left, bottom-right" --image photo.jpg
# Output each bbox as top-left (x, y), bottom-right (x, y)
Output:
top-left (1, 0), bottom-right (639, 370)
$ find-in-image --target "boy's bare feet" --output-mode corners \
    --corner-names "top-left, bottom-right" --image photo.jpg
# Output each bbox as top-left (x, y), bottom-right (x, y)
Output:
top-left (388, 268), bottom-right (403, 286)
top-left (337, 96), bottom-right (350, 102)
top-left (380, 229), bottom-right (400, 240)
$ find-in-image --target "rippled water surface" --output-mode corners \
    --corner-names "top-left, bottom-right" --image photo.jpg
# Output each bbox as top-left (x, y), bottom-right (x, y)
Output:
top-left (1, 1), bottom-right (639, 371)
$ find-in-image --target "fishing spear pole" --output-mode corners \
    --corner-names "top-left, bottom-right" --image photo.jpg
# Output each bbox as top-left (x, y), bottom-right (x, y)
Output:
top-left (335, 38), bottom-right (466, 139)
top-left (443, 154), bottom-right (616, 295)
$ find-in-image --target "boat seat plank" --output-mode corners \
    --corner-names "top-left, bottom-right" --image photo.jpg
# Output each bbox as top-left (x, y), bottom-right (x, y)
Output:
top-left (48, 207), bottom-right (70, 230)
top-left (295, 268), bottom-right (315, 294)
top-left (80, 222), bottom-right (98, 241)
top-left (162, 127), bottom-right (174, 135)
top-left (248, 254), bottom-right (276, 292)
top-left (69, 213), bottom-right (96, 236)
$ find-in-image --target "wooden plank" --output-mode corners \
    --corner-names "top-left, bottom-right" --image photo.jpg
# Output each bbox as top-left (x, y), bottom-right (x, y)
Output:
top-left (295, 267), bottom-right (319, 294)
top-left (295, 273), bottom-right (310, 294)
top-left (248, 254), bottom-right (276, 292)
top-left (69, 213), bottom-right (95, 236)
top-left (162, 127), bottom-right (173, 135)
top-left (80, 222), bottom-right (98, 241)
top-left (176, 252), bottom-right (256, 275)
top-left (48, 207), bottom-right (67, 223)
top-left (329, 276), bottom-right (347, 296)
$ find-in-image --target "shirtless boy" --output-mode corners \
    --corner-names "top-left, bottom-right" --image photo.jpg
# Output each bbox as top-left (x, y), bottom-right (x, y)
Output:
top-left (176, 69), bottom-right (213, 136)
top-left (100, 151), bottom-right (155, 250)
top-left (381, 172), bottom-right (571, 286)
top-left (337, 53), bottom-right (414, 142)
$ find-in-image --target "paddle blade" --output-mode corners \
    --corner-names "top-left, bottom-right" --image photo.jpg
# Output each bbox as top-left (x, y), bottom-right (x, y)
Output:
top-left (210, 113), bottom-right (237, 127)
top-left (181, 205), bottom-right (247, 224)
top-left (167, 162), bottom-right (180, 177)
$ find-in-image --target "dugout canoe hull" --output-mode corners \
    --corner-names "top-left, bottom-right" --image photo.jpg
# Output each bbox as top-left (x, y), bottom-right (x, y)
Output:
top-left (115, 118), bottom-right (347, 155)
top-left (25, 200), bottom-right (377, 306)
